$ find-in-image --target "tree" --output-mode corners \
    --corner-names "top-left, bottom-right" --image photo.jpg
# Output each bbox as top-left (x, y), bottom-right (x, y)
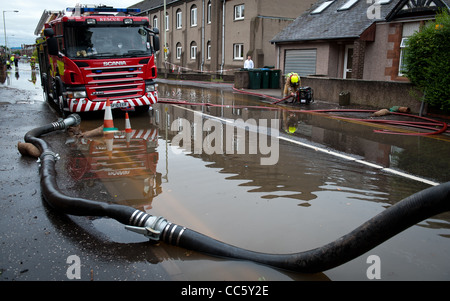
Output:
top-left (403, 10), bottom-right (450, 112)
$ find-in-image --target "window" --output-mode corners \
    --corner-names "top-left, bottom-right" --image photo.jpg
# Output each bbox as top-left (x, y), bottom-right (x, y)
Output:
top-left (207, 41), bottom-right (211, 60)
top-left (190, 41), bottom-right (197, 59)
top-left (207, 1), bottom-right (212, 24)
top-left (165, 13), bottom-right (169, 31)
top-left (398, 38), bottom-right (408, 76)
top-left (234, 4), bottom-right (244, 20)
top-left (176, 42), bottom-right (182, 59)
top-left (191, 5), bottom-right (197, 27)
top-left (338, 0), bottom-right (358, 11)
top-left (233, 43), bottom-right (244, 60)
top-left (153, 16), bottom-right (158, 29)
top-left (311, 1), bottom-right (334, 14)
top-left (176, 9), bottom-right (182, 29)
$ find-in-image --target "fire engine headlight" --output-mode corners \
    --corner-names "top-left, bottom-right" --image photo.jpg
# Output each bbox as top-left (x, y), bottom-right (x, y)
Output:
top-left (67, 91), bottom-right (87, 98)
top-left (74, 91), bottom-right (87, 98)
top-left (146, 84), bottom-right (156, 92)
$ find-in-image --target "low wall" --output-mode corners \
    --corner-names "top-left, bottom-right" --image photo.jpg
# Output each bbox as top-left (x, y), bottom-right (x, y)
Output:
top-left (157, 69), bottom-right (428, 114)
top-left (158, 69), bottom-right (234, 82)
top-left (301, 76), bottom-right (424, 113)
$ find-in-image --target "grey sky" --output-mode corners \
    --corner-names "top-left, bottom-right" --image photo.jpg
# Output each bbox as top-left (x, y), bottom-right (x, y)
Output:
top-left (1, 0), bottom-right (141, 48)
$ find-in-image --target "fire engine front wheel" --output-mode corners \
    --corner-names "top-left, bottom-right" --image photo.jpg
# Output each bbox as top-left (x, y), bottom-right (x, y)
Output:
top-left (54, 77), bottom-right (68, 118)
top-left (42, 73), bottom-right (51, 103)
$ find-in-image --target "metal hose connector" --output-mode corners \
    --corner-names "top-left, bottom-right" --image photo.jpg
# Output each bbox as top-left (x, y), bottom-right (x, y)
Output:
top-left (53, 113), bottom-right (81, 130)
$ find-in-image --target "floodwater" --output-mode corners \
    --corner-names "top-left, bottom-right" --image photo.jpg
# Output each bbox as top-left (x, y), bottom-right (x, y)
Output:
top-left (66, 81), bottom-right (450, 280)
top-left (3, 62), bottom-right (450, 280)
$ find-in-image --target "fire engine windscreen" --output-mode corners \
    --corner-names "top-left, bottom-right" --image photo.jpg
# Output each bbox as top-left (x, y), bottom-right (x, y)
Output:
top-left (65, 26), bottom-right (153, 58)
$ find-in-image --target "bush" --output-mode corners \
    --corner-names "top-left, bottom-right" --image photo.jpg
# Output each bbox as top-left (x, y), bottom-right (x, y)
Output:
top-left (403, 10), bottom-right (450, 112)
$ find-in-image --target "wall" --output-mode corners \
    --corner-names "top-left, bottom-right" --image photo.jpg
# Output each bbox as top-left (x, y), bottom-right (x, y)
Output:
top-left (145, 0), bottom-right (315, 76)
top-left (277, 42), bottom-right (343, 76)
top-left (363, 23), bottom-right (390, 81)
top-left (301, 76), bottom-right (423, 113)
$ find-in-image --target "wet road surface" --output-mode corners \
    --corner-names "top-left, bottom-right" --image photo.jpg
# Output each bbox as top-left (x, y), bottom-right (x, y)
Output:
top-left (1, 62), bottom-right (450, 282)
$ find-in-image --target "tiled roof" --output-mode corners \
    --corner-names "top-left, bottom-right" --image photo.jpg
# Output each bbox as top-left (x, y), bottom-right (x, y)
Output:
top-left (271, 0), bottom-right (399, 43)
top-left (130, 0), bottom-right (181, 13)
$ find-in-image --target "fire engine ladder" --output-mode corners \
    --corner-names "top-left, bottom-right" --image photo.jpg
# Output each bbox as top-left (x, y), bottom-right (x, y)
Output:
top-left (34, 10), bottom-right (63, 36)
top-left (66, 4), bottom-right (141, 16)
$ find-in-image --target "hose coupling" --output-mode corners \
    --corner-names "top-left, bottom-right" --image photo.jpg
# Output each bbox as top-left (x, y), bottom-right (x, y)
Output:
top-left (52, 114), bottom-right (82, 131)
top-left (38, 150), bottom-right (60, 162)
top-left (125, 215), bottom-right (169, 241)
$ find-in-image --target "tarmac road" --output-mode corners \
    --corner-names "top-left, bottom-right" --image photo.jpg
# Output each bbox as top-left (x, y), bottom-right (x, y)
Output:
top-left (1, 62), bottom-right (450, 288)
top-left (0, 64), bottom-right (175, 282)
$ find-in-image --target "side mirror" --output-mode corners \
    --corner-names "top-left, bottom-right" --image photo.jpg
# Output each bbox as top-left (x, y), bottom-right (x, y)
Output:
top-left (143, 27), bottom-right (160, 53)
top-left (43, 28), bottom-right (58, 55)
top-left (47, 37), bottom-right (59, 56)
top-left (153, 35), bottom-right (160, 52)
top-left (43, 28), bottom-right (55, 37)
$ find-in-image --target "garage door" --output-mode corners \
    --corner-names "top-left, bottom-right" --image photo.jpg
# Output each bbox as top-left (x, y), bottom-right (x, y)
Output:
top-left (284, 49), bottom-right (317, 76)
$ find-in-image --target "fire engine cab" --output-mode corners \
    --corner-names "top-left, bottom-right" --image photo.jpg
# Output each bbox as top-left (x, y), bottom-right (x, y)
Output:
top-left (35, 4), bottom-right (160, 116)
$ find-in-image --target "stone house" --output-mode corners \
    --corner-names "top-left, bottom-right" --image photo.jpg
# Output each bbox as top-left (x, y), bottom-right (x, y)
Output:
top-left (270, 0), bottom-right (450, 81)
top-left (131, 0), bottom-right (316, 76)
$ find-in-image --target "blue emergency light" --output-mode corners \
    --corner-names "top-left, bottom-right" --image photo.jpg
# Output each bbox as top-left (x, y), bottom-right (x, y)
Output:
top-left (66, 6), bottom-right (141, 14)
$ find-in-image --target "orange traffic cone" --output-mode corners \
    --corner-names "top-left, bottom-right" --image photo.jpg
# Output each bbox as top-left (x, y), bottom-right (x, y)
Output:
top-left (125, 112), bottom-right (132, 133)
top-left (104, 131), bottom-right (114, 159)
top-left (103, 98), bottom-right (118, 132)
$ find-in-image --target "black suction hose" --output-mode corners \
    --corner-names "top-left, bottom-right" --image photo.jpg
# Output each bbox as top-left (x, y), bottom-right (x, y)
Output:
top-left (25, 114), bottom-right (450, 273)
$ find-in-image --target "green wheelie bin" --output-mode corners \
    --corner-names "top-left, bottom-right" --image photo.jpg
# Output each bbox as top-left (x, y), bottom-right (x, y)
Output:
top-left (248, 69), bottom-right (262, 89)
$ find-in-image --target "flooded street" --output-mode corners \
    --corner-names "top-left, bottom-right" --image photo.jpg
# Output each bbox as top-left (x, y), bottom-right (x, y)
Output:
top-left (1, 62), bottom-right (450, 281)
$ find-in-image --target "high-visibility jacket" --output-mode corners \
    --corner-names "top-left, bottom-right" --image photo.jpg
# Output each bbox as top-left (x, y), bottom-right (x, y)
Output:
top-left (283, 72), bottom-right (301, 96)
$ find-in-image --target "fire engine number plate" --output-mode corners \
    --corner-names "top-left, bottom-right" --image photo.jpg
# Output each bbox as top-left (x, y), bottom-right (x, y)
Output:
top-left (111, 102), bottom-right (130, 109)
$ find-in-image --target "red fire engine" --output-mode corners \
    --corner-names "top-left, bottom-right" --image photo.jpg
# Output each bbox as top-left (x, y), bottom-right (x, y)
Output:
top-left (35, 5), bottom-right (160, 116)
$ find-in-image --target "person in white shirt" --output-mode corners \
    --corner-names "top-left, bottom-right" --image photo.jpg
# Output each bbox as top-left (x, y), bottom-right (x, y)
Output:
top-left (244, 56), bottom-right (254, 69)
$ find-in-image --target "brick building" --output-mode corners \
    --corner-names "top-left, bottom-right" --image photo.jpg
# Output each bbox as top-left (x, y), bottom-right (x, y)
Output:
top-left (271, 0), bottom-right (450, 81)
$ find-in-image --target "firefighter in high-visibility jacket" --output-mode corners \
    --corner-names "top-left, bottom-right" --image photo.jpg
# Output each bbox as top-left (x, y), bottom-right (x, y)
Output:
top-left (283, 72), bottom-right (301, 102)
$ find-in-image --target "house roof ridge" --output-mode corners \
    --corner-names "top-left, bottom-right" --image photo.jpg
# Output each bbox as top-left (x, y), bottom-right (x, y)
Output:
top-left (270, 0), bottom-right (399, 43)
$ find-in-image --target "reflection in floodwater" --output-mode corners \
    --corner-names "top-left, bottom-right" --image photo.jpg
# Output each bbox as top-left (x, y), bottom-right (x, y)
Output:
top-left (150, 82), bottom-right (449, 280)
top-left (66, 124), bottom-right (162, 211)
top-left (0, 61), bottom-right (41, 89)
top-left (58, 81), bottom-right (449, 280)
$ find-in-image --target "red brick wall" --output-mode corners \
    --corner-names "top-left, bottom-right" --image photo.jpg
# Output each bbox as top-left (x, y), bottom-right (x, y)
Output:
top-left (384, 23), bottom-right (409, 82)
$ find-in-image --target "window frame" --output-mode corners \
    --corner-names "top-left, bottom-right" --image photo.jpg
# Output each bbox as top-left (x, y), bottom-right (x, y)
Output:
top-left (176, 9), bottom-right (182, 29)
top-left (176, 42), bottom-right (182, 60)
top-left (207, 1), bottom-right (212, 24)
top-left (233, 43), bottom-right (244, 60)
top-left (398, 37), bottom-right (408, 76)
top-left (165, 12), bottom-right (169, 31)
top-left (207, 41), bottom-right (211, 60)
top-left (190, 41), bottom-right (197, 60)
top-left (234, 4), bottom-right (245, 21)
top-left (191, 5), bottom-right (198, 27)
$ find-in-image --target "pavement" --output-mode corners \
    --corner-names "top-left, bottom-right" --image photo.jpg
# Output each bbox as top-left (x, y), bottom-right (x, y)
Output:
top-left (155, 78), bottom-right (390, 112)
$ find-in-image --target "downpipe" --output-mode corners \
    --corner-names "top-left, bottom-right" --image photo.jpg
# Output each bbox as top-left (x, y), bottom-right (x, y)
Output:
top-left (24, 114), bottom-right (450, 273)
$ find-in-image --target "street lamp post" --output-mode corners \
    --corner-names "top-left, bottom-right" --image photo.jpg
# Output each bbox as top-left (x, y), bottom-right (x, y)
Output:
top-left (3, 10), bottom-right (19, 56)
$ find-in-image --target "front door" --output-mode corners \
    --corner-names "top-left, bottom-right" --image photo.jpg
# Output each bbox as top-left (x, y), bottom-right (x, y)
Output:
top-left (343, 45), bottom-right (353, 79)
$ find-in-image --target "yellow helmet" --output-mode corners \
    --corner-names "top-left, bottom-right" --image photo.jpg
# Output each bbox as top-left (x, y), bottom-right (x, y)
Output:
top-left (288, 126), bottom-right (296, 134)
top-left (290, 74), bottom-right (299, 84)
